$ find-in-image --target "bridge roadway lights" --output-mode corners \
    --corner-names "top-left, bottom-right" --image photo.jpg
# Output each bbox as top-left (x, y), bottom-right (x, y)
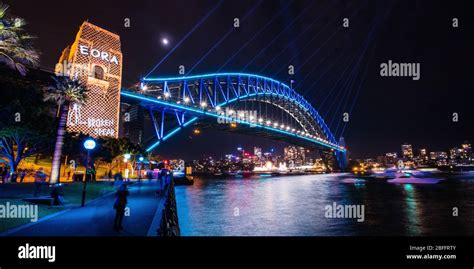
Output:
top-left (122, 90), bottom-right (345, 153)
top-left (142, 73), bottom-right (336, 140)
top-left (124, 72), bottom-right (345, 153)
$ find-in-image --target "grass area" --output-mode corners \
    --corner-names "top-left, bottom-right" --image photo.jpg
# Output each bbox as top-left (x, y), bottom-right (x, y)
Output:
top-left (0, 182), bottom-right (117, 233)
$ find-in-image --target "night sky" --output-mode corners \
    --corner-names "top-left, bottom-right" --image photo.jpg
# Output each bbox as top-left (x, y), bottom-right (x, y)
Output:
top-left (6, 0), bottom-right (473, 159)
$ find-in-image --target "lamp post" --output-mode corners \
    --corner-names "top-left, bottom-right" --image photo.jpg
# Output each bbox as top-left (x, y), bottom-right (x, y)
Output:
top-left (124, 153), bottom-right (131, 181)
top-left (138, 156), bottom-right (144, 183)
top-left (82, 138), bottom-right (96, 207)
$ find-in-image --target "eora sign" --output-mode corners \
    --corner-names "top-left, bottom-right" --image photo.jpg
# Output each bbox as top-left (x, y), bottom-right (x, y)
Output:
top-left (79, 45), bottom-right (119, 65)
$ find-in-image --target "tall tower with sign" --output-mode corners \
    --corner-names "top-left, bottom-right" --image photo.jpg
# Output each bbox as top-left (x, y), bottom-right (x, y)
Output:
top-left (56, 21), bottom-right (122, 138)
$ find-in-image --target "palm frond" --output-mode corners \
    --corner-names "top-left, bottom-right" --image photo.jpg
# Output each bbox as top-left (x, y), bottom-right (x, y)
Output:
top-left (0, 1), bottom-right (39, 75)
top-left (44, 76), bottom-right (89, 106)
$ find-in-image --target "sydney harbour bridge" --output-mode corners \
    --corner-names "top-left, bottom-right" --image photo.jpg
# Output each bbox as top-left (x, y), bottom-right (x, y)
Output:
top-left (121, 72), bottom-right (347, 169)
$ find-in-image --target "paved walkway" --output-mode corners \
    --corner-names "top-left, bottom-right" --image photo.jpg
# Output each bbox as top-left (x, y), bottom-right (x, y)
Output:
top-left (4, 180), bottom-right (165, 236)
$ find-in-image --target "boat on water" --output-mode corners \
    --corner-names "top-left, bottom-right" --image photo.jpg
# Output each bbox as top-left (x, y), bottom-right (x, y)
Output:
top-left (387, 177), bottom-right (441, 184)
top-left (172, 170), bottom-right (194, 185)
top-left (344, 167), bottom-right (443, 184)
top-left (341, 178), bottom-right (366, 184)
top-left (386, 170), bottom-right (442, 184)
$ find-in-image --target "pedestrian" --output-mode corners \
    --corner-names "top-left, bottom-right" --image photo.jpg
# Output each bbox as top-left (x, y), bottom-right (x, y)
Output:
top-left (33, 167), bottom-right (47, 197)
top-left (0, 167), bottom-right (6, 184)
top-left (114, 172), bottom-right (123, 182)
top-left (159, 168), bottom-right (170, 189)
top-left (19, 169), bottom-right (26, 183)
top-left (3, 168), bottom-right (10, 183)
top-left (113, 183), bottom-right (129, 231)
top-left (10, 170), bottom-right (18, 183)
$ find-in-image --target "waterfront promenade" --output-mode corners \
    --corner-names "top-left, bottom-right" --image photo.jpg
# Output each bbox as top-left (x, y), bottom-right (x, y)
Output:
top-left (2, 181), bottom-right (165, 236)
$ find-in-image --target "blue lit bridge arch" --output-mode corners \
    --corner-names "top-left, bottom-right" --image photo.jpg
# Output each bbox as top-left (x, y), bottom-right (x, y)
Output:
top-left (121, 73), bottom-right (347, 169)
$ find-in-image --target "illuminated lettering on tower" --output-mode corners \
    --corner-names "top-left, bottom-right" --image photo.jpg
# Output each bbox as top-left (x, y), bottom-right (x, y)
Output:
top-left (56, 21), bottom-right (122, 138)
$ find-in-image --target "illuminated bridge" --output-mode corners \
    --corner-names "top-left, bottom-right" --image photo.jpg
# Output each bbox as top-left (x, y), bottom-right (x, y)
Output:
top-left (121, 73), bottom-right (347, 169)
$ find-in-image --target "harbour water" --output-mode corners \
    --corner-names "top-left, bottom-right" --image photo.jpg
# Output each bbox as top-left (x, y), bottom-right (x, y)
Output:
top-left (175, 174), bottom-right (474, 236)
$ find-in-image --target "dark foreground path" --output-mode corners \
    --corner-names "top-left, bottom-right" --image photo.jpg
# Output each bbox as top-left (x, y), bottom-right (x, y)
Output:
top-left (4, 180), bottom-right (165, 236)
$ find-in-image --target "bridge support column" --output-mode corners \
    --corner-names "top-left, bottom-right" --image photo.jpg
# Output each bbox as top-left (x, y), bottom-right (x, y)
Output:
top-left (335, 151), bottom-right (348, 171)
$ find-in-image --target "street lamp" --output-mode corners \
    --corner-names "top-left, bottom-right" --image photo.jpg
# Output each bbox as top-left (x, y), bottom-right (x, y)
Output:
top-left (138, 156), bottom-right (144, 182)
top-left (82, 138), bottom-right (96, 207)
top-left (123, 153), bottom-right (131, 180)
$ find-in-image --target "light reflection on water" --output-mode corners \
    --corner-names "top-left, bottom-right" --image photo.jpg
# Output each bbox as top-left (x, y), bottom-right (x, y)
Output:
top-left (175, 174), bottom-right (474, 236)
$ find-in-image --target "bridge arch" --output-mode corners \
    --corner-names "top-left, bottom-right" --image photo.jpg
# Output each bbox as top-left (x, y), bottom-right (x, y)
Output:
top-left (121, 73), bottom-right (346, 167)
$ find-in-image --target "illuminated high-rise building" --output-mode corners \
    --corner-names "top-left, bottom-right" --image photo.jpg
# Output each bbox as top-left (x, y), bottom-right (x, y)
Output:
top-left (56, 21), bottom-right (122, 138)
top-left (461, 143), bottom-right (472, 153)
top-left (460, 142), bottom-right (472, 163)
top-left (384, 152), bottom-right (398, 165)
top-left (284, 146), bottom-right (296, 160)
top-left (449, 147), bottom-right (460, 160)
top-left (254, 147), bottom-right (262, 159)
top-left (401, 143), bottom-right (414, 161)
top-left (284, 146), bottom-right (306, 166)
top-left (429, 151), bottom-right (448, 166)
top-left (416, 148), bottom-right (429, 166)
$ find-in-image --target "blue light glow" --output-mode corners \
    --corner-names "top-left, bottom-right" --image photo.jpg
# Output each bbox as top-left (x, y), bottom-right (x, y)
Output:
top-left (145, 117), bottom-right (199, 152)
top-left (122, 91), bottom-right (345, 152)
top-left (83, 139), bottom-right (96, 150)
top-left (142, 72), bottom-right (337, 145)
top-left (146, 141), bottom-right (160, 152)
top-left (143, 72), bottom-right (291, 89)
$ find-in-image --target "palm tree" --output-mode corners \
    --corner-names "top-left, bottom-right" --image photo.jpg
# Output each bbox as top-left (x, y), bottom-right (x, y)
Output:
top-left (0, 2), bottom-right (39, 75)
top-left (44, 76), bottom-right (88, 184)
